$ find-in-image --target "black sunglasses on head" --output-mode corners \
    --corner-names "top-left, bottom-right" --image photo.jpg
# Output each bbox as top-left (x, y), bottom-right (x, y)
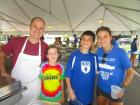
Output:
top-left (102, 53), bottom-right (108, 64)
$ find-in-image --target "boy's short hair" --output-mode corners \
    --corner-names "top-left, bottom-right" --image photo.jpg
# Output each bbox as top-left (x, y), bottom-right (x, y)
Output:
top-left (46, 44), bottom-right (60, 55)
top-left (81, 30), bottom-right (96, 42)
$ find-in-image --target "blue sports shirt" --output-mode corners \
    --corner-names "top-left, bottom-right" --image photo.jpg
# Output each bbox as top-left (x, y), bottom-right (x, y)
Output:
top-left (65, 50), bottom-right (96, 105)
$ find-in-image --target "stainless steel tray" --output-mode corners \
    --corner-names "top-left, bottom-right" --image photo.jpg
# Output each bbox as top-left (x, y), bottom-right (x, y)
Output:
top-left (0, 80), bottom-right (27, 101)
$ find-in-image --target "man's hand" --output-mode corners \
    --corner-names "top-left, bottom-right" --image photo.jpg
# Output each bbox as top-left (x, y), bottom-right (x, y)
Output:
top-left (0, 67), bottom-right (10, 78)
top-left (0, 51), bottom-right (9, 78)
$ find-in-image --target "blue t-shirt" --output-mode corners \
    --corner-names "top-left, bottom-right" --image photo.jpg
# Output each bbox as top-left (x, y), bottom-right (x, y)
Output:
top-left (97, 46), bottom-right (131, 94)
top-left (65, 50), bottom-right (96, 105)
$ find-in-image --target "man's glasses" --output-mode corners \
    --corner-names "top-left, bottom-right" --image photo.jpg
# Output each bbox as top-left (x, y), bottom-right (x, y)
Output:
top-left (102, 53), bottom-right (108, 64)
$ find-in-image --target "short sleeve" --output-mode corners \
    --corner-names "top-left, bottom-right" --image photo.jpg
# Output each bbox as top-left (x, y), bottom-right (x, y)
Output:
top-left (2, 38), bottom-right (16, 56)
top-left (65, 52), bottom-right (75, 78)
top-left (94, 54), bottom-right (99, 71)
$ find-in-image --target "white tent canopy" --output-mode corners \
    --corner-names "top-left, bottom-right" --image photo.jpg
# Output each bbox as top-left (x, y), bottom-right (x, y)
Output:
top-left (0, 0), bottom-right (140, 34)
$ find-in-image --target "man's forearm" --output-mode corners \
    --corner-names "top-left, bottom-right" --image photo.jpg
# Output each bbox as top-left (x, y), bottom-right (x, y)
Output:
top-left (0, 51), bottom-right (7, 75)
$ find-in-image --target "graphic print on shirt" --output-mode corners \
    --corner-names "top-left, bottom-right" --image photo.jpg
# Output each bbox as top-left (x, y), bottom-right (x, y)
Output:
top-left (41, 64), bottom-right (62, 99)
top-left (81, 61), bottom-right (91, 74)
top-left (98, 57), bottom-right (116, 80)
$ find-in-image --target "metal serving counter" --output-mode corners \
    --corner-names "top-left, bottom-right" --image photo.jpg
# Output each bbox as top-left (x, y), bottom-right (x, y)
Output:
top-left (0, 78), bottom-right (60, 105)
top-left (0, 78), bottom-right (27, 105)
top-left (0, 92), bottom-right (22, 105)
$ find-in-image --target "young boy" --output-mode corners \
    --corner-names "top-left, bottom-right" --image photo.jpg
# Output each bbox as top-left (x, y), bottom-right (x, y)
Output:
top-left (65, 31), bottom-right (97, 105)
top-left (39, 45), bottom-right (64, 104)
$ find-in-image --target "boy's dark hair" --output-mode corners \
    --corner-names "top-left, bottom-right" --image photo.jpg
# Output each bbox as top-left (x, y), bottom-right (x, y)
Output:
top-left (96, 26), bottom-right (112, 36)
top-left (81, 30), bottom-right (96, 42)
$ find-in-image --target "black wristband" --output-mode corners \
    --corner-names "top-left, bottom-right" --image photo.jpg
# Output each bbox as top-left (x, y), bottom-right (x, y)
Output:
top-left (120, 83), bottom-right (126, 91)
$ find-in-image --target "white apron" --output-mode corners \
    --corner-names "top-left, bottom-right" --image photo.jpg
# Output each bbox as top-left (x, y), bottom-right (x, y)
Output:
top-left (11, 38), bottom-right (41, 105)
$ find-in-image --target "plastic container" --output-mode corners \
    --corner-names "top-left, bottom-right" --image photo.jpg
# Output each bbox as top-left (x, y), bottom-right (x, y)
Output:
top-left (111, 85), bottom-right (122, 99)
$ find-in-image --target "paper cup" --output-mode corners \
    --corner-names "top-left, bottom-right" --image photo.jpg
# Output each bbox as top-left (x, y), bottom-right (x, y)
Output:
top-left (111, 85), bottom-right (122, 99)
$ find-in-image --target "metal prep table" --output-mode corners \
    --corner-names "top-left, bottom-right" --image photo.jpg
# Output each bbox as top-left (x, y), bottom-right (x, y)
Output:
top-left (0, 77), bottom-right (61, 105)
top-left (0, 78), bottom-right (27, 105)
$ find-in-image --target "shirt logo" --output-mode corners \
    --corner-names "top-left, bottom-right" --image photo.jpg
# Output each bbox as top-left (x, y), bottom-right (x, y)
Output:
top-left (42, 74), bottom-right (60, 80)
top-left (99, 63), bottom-right (114, 80)
top-left (99, 63), bottom-right (115, 70)
top-left (100, 71), bottom-right (113, 80)
top-left (81, 61), bottom-right (91, 74)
